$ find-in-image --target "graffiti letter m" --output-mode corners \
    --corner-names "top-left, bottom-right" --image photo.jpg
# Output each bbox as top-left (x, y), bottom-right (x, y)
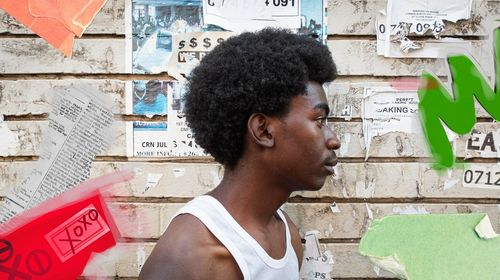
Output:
top-left (418, 27), bottom-right (500, 170)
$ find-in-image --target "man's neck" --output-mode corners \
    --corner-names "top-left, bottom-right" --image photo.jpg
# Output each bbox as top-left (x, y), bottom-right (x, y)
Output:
top-left (208, 161), bottom-right (291, 228)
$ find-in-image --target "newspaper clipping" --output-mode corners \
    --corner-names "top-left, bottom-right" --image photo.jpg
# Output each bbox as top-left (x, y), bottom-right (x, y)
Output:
top-left (0, 86), bottom-right (114, 223)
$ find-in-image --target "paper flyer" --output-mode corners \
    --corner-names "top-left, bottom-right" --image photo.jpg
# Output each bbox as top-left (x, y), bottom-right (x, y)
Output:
top-left (362, 87), bottom-right (421, 158)
top-left (125, 80), bottom-right (206, 157)
top-left (377, 0), bottom-right (473, 58)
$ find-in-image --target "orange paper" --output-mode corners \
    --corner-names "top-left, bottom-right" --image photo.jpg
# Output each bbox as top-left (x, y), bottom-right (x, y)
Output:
top-left (0, 0), bottom-right (108, 57)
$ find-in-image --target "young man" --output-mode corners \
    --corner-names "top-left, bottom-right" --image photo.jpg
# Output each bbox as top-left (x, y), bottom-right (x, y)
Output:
top-left (139, 28), bottom-right (340, 279)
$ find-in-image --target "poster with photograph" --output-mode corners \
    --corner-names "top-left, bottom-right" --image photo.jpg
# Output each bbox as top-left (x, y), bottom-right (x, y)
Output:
top-left (127, 80), bottom-right (173, 116)
top-left (128, 0), bottom-right (328, 74)
top-left (130, 0), bottom-right (208, 74)
top-left (167, 82), bottom-right (206, 156)
top-left (127, 121), bottom-right (170, 157)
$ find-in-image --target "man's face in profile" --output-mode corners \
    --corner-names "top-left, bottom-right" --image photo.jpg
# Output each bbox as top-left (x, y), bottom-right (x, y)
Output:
top-left (271, 81), bottom-right (340, 191)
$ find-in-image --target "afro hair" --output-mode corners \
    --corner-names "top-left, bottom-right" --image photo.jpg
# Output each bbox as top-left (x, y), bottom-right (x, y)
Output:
top-left (184, 28), bottom-right (337, 169)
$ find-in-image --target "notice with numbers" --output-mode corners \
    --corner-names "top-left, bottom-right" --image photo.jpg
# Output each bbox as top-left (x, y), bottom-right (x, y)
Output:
top-left (0, 86), bottom-right (114, 223)
top-left (377, 0), bottom-right (472, 58)
top-left (203, 0), bottom-right (301, 32)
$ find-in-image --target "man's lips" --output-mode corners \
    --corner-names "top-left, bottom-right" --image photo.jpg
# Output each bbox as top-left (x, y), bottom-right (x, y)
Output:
top-left (324, 158), bottom-right (338, 175)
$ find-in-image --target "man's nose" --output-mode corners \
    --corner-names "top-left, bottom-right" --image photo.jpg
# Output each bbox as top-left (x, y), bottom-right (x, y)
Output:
top-left (325, 127), bottom-right (341, 150)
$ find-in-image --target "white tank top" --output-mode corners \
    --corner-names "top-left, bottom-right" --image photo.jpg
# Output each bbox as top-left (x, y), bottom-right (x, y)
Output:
top-left (171, 195), bottom-right (300, 280)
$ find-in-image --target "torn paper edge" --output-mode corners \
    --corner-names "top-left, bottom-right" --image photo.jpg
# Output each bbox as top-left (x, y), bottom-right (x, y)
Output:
top-left (142, 173), bottom-right (163, 194)
top-left (367, 255), bottom-right (409, 280)
top-left (0, 116), bottom-right (19, 156)
top-left (125, 0), bottom-right (133, 73)
top-left (475, 214), bottom-right (498, 239)
top-left (381, 0), bottom-right (473, 57)
top-left (303, 230), bottom-right (322, 259)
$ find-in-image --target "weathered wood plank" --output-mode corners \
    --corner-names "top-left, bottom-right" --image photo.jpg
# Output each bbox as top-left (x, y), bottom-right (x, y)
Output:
top-left (0, 38), bottom-right (125, 73)
top-left (3, 121), bottom-right (126, 156)
top-left (4, 121), bottom-right (500, 158)
top-left (327, 82), bottom-right (495, 119)
top-left (284, 203), bottom-right (500, 239)
top-left (2, 80), bottom-right (496, 120)
top-left (0, 0), bottom-right (125, 35)
top-left (0, 80), bottom-right (125, 115)
top-left (328, 40), bottom-right (493, 76)
top-left (4, 162), bottom-right (500, 200)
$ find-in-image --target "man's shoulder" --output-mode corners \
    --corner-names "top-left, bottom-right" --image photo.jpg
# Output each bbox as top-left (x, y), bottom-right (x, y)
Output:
top-left (138, 213), bottom-right (243, 279)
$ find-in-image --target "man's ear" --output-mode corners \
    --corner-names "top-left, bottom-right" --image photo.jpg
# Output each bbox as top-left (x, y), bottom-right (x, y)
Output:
top-left (247, 113), bottom-right (275, 148)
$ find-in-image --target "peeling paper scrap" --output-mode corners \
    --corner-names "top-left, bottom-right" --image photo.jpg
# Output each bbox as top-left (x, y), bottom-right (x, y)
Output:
top-left (173, 168), bottom-right (186, 178)
top-left (340, 105), bottom-right (352, 120)
top-left (0, 119), bottom-right (19, 156)
top-left (475, 215), bottom-right (498, 239)
top-left (360, 213), bottom-right (500, 280)
top-left (329, 202), bottom-right (340, 213)
top-left (465, 130), bottom-right (500, 158)
top-left (378, 0), bottom-right (472, 58)
top-left (142, 173), bottom-right (163, 194)
top-left (303, 231), bottom-right (321, 259)
top-left (300, 231), bottom-right (334, 280)
top-left (392, 205), bottom-right (429, 215)
top-left (300, 250), bottom-right (334, 280)
top-left (462, 165), bottom-right (500, 190)
top-left (362, 88), bottom-right (420, 159)
top-left (0, 0), bottom-right (108, 56)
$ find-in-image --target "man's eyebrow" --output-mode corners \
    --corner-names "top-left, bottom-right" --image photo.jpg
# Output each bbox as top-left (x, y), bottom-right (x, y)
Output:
top-left (314, 103), bottom-right (330, 116)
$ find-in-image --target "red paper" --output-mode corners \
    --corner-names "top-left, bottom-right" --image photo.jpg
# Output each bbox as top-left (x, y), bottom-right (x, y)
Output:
top-left (0, 170), bottom-right (133, 279)
top-left (0, 0), bottom-right (108, 56)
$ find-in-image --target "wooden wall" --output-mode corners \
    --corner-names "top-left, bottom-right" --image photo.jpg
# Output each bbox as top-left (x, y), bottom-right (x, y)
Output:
top-left (0, 0), bottom-right (499, 278)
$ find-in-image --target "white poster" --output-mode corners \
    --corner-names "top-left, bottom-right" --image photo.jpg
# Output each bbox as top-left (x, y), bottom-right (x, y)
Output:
top-left (167, 82), bottom-right (206, 156)
top-left (377, 0), bottom-right (472, 58)
top-left (127, 121), bottom-right (170, 157)
top-left (203, 0), bottom-right (301, 32)
top-left (362, 87), bottom-right (420, 158)
top-left (126, 80), bottom-right (206, 157)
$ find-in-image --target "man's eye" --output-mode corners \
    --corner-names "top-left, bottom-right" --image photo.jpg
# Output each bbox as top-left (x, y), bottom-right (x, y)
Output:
top-left (316, 117), bottom-right (328, 126)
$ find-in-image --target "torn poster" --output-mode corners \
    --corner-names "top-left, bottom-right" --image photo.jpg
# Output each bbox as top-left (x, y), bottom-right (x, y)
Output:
top-left (166, 31), bottom-right (233, 80)
top-left (377, 0), bottom-right (472, 58)
top-left (125, 80), bottom-right (206, 157)
top-left (127, 0), bottom-right (328, 74)
top-left (300, 231), bottom-right (334, 280)
top-left (359, 213), bottom-right (500, 280)
top-left (126, 121), bottom-right (169, 157)
top-left (0, 170), bottom-right (133, 279)
top-left (465, 129), bottom-right (500, 158)
top-left (0, 115), bottom-right (19, 157)
top-left (0, 86), bottom-right (114, 223)
top-left (0, 0), bottom-right (108, 56)
top-left (362, 87), bottom-right (420, 159)
top-left (167, 82), bottom-right (206, 156)
top-left (125, 80), bottom-right (172, 117)
top-left (202, 0), bottom-right (300, 32)
top-left (462, 164), bottom-right (500, 190)
top-left (128, 0), bottom-right (208, 74)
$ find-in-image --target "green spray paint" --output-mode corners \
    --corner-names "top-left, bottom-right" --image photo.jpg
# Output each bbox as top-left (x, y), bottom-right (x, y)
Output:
top-left (418, 27), bottom-right (500, 170)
